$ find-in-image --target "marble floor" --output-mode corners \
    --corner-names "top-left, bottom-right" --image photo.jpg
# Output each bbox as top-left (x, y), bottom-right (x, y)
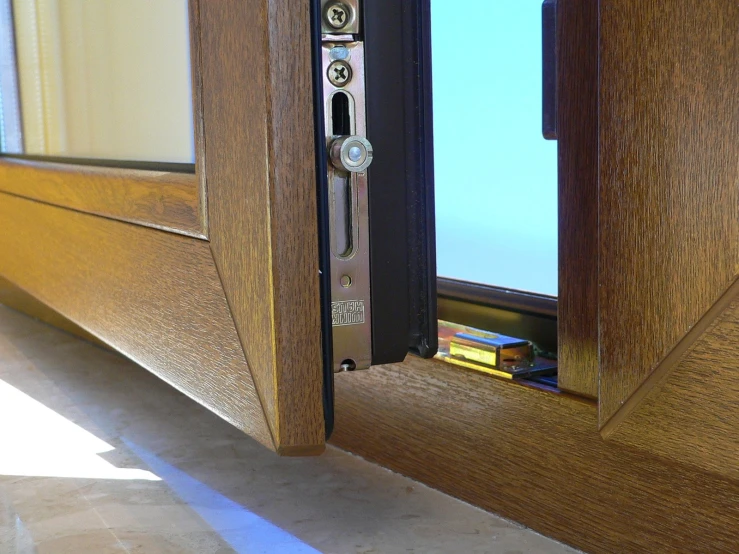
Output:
top-left (0, 306), bottom-right (580, 554)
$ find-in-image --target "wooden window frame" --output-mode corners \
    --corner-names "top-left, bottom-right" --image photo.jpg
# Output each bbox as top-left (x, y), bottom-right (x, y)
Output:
top-left (0, 158), bottom-right (204, 237)
top-left (0, 0), bottom-right (203, 237)
top-left (1, 1), bottom-right (737, 552)
top-left (331, 2), bottom-right (738, 552)
top-left (0, 0), bottom-right (327, 454)
top-left (0, 0), bottom-right (204, 237)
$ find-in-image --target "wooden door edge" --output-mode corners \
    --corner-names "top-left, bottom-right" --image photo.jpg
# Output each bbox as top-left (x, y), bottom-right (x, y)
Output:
top-left (197, 0), bottom-right (326, 452)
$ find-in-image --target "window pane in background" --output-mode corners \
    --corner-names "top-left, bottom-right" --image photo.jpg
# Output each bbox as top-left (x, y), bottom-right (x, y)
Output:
top-left (432, 0), bottom-right (558, 296)
top-left (1, 0), bottom-right (193, 164)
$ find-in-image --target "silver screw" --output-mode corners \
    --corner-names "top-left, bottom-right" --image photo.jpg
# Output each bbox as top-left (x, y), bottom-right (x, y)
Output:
top-left (325, 2), bottom-right (351, 30)
top-left (328, 60), bottom-right (352, 87)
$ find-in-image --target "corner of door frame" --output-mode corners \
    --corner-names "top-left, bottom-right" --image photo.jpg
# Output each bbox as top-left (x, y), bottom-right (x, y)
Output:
top-left (600, 276), bottom-right (739, 438)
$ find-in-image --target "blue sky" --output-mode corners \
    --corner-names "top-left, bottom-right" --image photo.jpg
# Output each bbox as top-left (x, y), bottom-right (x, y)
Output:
top-left (432, 0), bottom-right (558, 296)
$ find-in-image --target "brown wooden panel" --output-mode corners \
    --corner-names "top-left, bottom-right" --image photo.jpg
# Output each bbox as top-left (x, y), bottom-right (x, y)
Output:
top-left (0, 192), bottom-right (274, 450)
top-left (0, 276), bottom-right (106, 348)
top-left (331, 357), bottom-right (739, 553)
top-left (598, 0), bottom-right (739, 424)
top-left (0, 159), bottom-right (203, 237)
top-left (556, 0), bottom-right (599, 399)
top-left (604, 280), bottom-right (739, 480)
top-left (195, 0), bottom-right (324, 454)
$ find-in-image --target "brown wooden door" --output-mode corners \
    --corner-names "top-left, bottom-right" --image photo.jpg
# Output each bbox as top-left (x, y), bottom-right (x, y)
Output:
top-left (597, 0), bottom-right (739, 478)
top-left (0, 0), bottom-right (327, 455)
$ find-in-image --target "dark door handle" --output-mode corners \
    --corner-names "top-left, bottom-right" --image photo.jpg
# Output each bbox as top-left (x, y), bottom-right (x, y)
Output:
top-left (542, 0), bottom-right (558, 140)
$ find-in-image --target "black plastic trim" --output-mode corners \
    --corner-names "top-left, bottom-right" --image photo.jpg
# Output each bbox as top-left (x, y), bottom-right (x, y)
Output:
top-left (438, 278), bottom-right (558, 319)
top-left (438, 280), bottom-right (558, 355)
top-left (364, 0), bottom-right (438, 364)
top-left (309, 0), bottom-right (335, 439)
top-left (542, 0), bottom-right (558, 140)
top-left (0, 154), bottom-right (195, 174)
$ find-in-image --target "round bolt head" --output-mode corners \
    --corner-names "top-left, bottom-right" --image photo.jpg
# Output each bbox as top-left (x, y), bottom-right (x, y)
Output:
top-left (330, 136), bottom-right (373, 173)
top-left (340, 275), bottom-right (352, 288)
top-left (325, 2), bottom-right (351, 30)
top-left (327, 60), bottom-right (352, 87)
top-left (348, 146), bottom-right (362, 162)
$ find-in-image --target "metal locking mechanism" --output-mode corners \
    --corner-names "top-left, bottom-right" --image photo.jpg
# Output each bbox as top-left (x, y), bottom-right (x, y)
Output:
top-left (330, 136), bottom-right (373, 173)
top-left (321, 0), bottom-right (373, 373)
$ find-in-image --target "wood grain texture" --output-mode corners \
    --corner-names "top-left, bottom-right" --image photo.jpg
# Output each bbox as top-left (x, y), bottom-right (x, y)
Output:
top-left (0, 158), bottom-right (204, 237)
top-left (606, 284), bottom-right (739, 480)
top-left (331, 357), bottom-right (739, 553)
top-left (0, 276), bottom-right (106, 348)
top-left (0, 192), bottom-right (274, 450)
top-left (195, 0), bottom-right (324, 453)
top-left (556, 0), bottom-right (599, 399)
top-left (598, 0), bottom-right (739, 424)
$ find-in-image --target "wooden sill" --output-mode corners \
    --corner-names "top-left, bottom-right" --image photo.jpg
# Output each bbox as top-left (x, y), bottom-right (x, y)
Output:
top-left (330, 355), bottom-right (739, 554)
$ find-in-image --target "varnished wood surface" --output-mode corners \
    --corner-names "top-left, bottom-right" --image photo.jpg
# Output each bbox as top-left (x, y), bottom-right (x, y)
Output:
top-left (598, 0), bottom-right (739, 424)
top-left (0, 276), bottom-right (106, 348)
top-left (0, 0), bottom-right (327, 454)
top-left (0, 192), bottom-right (274, 450)
top-left (556, 0), bottom-right (599, 399)
top-left (3, 261), bottom-right (738, 550)
top-left (331, 356), bottom-right (739, 553)
top-left (606, 283), bottom-right (739, 480)
top-left (0, 158), bottom-right (204, 237)
top-left (195, 0), bottom-right (325, 453)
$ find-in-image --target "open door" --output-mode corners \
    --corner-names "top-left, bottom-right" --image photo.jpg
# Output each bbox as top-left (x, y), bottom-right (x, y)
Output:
top-left (0, 0), bottom-right (436, 455)
top-left (597, 0), bottom-right (739, 478)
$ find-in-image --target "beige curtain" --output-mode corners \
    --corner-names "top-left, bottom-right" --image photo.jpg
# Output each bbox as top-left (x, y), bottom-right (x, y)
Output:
top-left (11, 0), bottom-right (193, 163)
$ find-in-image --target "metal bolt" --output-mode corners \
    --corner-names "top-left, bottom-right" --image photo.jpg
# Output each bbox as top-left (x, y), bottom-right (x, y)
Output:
top-left (328, 60), bottom-right (352, 87)
top-left (340, 275), bottom-right (352, 288)
top-left (348, 146), bottom-right (362, 162)
top-left (330, 136), bottom-right (373, 173)
top-left (325, 2), bottom-right (351, 30)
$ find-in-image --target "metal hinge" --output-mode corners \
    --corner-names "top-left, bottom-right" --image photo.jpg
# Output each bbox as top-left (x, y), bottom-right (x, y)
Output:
top-left (320, 0), bottom-right (373, 373)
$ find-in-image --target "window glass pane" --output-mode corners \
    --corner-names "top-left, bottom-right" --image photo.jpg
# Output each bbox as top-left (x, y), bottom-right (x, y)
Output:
top-left (0, 0), bottom-right (193, 164)
top-left (432, 0), bottom-right (558, 296)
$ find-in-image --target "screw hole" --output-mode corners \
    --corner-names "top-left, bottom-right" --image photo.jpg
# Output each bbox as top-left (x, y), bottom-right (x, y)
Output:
top-left (340, 359), bottom-right (357, 372)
